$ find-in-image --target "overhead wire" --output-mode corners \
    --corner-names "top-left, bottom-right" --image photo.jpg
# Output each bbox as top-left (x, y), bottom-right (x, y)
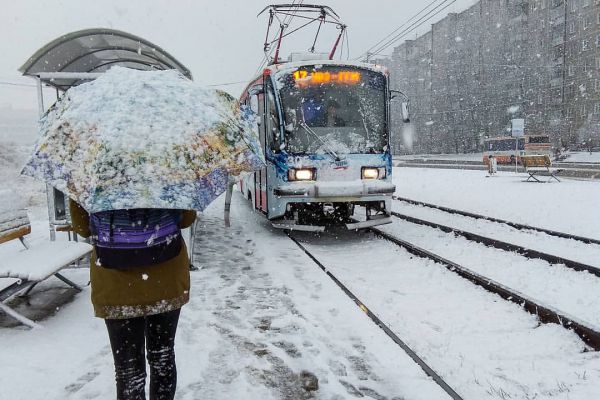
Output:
top-left (356, 0), bottom-right (457, 61)
top-left (357, 0), bottom-right (441, 60)
top-left (368, 0), bottom-right (457, 58)
top-left (0, 81), bottom-right (37, 88)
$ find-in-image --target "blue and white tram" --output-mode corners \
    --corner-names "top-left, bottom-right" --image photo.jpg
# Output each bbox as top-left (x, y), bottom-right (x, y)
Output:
top-left (239, 57), bottom-right (397, 231)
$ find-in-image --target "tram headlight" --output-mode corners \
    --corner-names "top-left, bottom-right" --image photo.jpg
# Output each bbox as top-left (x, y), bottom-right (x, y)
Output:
top-left (288, 168), bottom-right (316, 181)
top-left (362, 167), bottom-right (386, 180)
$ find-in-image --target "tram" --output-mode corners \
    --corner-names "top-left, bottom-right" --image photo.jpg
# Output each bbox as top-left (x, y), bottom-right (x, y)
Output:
top-left (239, 54), bottom-right (406, 231)
top-left (238, 5), bottom-right (410, 231)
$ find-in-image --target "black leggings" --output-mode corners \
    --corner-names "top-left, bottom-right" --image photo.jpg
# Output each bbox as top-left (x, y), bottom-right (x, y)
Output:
top-left (105, 309), bottom-right (181, 400)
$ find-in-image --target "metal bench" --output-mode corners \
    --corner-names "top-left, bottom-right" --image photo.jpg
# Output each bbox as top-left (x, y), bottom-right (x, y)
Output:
top-left (0, 207), bottom-right (92, 328)
top-left (521, 154), bottom-right (562, 183)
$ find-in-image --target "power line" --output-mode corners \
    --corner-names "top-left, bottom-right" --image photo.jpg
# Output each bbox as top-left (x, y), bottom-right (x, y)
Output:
top-left (357, 0), bottom-right (442, 60)
top-left (367, 0), bottom-right (457, 59)
top-left (0, 81), bottom-right (37, 88)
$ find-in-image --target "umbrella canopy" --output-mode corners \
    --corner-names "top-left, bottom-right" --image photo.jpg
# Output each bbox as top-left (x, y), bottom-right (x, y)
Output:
top-left (21, 67), bottom-right (264, 213)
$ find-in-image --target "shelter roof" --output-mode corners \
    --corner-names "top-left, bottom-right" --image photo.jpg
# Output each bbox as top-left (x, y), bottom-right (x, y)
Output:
top-left (19, 28), bottom-right (192, 91)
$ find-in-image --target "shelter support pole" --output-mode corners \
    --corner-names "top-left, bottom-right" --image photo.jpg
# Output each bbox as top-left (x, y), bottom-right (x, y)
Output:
top-left (36, 77), bottom-right (57, 241)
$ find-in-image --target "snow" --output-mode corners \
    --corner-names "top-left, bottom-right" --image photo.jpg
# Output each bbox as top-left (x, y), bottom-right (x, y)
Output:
top-left (2, 162), bottom-right (600, 399)
top-left (393, 201), bottom-right (600, 268)
top-left (0, 197), bottom-right (451, 400)
top-left (295, 230), bottom-right (600, 399)
top-left (0, 240), bottom-right (91, 281)
top-left (381, 212), bottom-right (600, 328)
top-left (393, 167), bottom-right (600, 238)
top-left (565, 151), bottom-right (600, 163)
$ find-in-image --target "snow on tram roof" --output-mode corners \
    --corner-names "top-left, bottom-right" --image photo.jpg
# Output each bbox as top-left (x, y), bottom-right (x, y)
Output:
top-left (265, 59), bottom-right (388, 76)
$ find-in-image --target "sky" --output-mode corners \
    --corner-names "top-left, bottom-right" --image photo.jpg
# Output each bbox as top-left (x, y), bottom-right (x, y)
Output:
top-left (0, 0), bottom-right (478, 110)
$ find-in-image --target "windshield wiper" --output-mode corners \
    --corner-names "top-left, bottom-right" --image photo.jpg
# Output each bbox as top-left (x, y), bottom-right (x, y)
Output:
top-left (298, 121), bottom-right (340, 161)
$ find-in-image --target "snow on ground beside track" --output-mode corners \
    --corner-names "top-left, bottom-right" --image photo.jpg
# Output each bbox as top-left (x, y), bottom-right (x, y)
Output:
top-left (565, 151), bottom-right (600, 163)
top-left (393, 201), bottom-right (600, 269)
top-left (0, 194), bottom-right (451, 400)
top-left (393, 167), bottom-right (600, 239)
top-left (379, 217), bottom-right (600, 328)
top-left (395, 153), bottom-right (483, 162)
top-left (296, 230), bottom-right (600, 400)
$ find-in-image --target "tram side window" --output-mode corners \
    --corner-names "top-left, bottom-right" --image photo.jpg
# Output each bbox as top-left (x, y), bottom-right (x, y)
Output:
top-left (266, 81), bottom-right (281, 152)
top-left (250, 93), bottom-right (266, 151)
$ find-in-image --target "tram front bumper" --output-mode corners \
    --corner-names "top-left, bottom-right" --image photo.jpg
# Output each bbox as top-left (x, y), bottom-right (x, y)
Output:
top-left (273, 180), bottom-right (396, 198)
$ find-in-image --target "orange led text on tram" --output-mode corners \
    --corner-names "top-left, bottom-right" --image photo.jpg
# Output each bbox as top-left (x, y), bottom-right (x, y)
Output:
top-left (293, 70), bottom-right (361, 86)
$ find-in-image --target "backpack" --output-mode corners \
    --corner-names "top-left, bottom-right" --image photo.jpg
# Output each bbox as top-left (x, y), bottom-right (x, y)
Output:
top-left (90, 209), bottom-right (183, 269)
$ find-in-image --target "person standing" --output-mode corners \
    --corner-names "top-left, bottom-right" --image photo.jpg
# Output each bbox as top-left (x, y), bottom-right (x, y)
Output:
top-left (70, 200), bottom-right (196, 400)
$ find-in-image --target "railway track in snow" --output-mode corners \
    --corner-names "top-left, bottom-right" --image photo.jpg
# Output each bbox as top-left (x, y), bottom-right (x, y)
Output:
top-left (363, 202), bottom-right (600, 351)
top-left (388, 211), bottom-right (600, 278)
top-left (287, 221), bottom-right (600, 399)
top-left (393, 196), bottom-right (600, 246)
top-left (286, 232), bottom-right (465, 400)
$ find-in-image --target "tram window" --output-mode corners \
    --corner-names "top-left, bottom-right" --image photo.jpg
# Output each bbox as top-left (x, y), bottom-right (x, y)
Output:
top-left (266, 80), bottom-right (281, 152)
top-left (250, 95), bottom-right (259, 114)
top-left (278, 66), bottom-right (387, 155)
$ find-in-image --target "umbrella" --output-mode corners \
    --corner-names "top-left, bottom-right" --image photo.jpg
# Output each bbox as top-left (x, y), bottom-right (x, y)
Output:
top-left (21, 67), bottom-right (264, 213)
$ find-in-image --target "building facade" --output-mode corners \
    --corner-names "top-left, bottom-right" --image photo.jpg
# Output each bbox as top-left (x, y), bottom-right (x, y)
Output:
top-left (387, 0), bottom-right (600, 154)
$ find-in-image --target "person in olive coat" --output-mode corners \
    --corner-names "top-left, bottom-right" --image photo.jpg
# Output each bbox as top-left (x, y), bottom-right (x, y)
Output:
top-left (70, 200), bottom-right (196, 400)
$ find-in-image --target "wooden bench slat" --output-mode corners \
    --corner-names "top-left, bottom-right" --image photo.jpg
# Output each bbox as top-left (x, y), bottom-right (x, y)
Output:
top-left (0, 225), bottom-right (31, 245)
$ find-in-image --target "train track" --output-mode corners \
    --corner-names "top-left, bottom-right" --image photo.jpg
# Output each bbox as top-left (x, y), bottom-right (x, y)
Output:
top-left (286, 232), bottom-right (465, 400)
top-left (366, 224), bottom-right (600, 351)
top-left (389, 211), bottom-right (600, 278)
top-left (288, 219), bottom-right (600, 399)
top-left (393, 196), bottom-right (600, 246)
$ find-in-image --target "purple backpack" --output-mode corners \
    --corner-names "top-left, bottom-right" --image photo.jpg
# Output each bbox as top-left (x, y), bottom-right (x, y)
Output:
top-left (90, 209), bottom-right (183, 269)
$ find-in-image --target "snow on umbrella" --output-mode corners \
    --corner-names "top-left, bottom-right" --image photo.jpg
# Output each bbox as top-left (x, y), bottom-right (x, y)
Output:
top-left (21, 67), bottom-right (264, 213)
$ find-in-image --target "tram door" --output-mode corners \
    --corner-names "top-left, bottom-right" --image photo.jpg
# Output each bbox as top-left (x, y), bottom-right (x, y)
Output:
top-left (255, 91), bottom-right (267, 213)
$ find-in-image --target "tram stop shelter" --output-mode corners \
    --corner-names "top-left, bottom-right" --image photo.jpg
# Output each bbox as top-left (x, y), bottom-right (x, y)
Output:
top-left (19, 28), bottom-right (193, 241)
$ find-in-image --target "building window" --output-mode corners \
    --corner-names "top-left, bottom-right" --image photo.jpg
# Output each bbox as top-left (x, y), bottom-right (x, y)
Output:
top-left (581, 105), bottom-right (587, 117)
top-left (595, 102), bottom-right (600, 114)
top-left (584, 17), bottom-right (591, 30)
top-left (596, 80), bottom-right (600, 92)
top-left (568, 65), bottom-right (575, 76)
top-left (583, 39), bottom-right (590, 51)
top-left (569, 21), bottom-right (576, 34)
top-left (597, 58), bottom-right (600, 69)
top-left (596, 34), bottom-right (600, 47)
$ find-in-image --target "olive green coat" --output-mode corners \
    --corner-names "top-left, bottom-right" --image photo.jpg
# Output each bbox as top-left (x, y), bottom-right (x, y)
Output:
top-left (69, 201), bottom-right (196, 319)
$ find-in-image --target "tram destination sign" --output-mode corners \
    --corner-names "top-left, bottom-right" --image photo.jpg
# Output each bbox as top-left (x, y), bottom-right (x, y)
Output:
top-left (292, 70), bottom-right (361, 87)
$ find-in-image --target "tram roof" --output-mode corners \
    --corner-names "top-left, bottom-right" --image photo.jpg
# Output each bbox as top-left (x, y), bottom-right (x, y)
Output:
top-left (19, 28), bottom-right (192, 91)
top-left (264, 59), bottom-right (388, 75)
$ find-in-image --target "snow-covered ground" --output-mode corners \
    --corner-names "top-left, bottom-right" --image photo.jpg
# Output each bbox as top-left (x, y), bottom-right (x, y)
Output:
top-left (0, 109), bottom-right (46, 209)
top-left (394, 151), bottom-right (600, 164)
top-left (2, 160), bottom-right (600, 399)
top-left (395, 153), bottom-right (483, 162)
top-left (564, 151), bottom-right (600, 163)
top-left (296, 229), bottom-right (600, 399)
top-left (0, 197), bottom-right (451, 400)
top-left (393, 167), bottom-right (600, 239)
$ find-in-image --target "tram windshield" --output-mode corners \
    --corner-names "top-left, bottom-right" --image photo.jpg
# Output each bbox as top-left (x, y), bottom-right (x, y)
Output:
top-left (278, 66), bottom-right (387, 155)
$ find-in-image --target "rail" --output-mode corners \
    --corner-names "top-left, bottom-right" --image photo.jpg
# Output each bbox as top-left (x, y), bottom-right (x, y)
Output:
top-left (368, 225), bottom-right (600, 351)
top-left (286, 232), bottom-right (465, 400)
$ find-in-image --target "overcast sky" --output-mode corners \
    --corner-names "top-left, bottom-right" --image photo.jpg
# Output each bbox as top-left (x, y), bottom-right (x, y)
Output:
top-left (0, 0), bottom-right (477, 110)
